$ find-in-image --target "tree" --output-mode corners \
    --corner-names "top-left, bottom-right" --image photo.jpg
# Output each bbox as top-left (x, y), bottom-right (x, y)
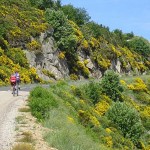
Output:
top-left (107, 102), bottom-right (144, 143)
top-left (81, 21), bottom-right (112, 42)
top-left (29, 0), bottom-right (61, 10)
top-left (45, 9), bottom-right (78, 72)
top-left (100, 70), bottom-right (123, 101)
top-left (128, 37), bottom-right (150, 58)
top-left (61, 4), bottom-right (90, 26)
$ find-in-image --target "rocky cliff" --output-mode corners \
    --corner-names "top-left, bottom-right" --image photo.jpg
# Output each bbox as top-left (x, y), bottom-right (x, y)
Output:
top-left (25, 31), bottom-right (134, 81)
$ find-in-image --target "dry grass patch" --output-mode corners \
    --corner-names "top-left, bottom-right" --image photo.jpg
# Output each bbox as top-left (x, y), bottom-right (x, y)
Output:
top-left (19, 107), bottom-right (30, 112)
top-left (12, 143), bottom-right (35, 150)
top-left (16, 116), bottom-right (26, 124)
top-left (18, 131), bottom-right (33, 143)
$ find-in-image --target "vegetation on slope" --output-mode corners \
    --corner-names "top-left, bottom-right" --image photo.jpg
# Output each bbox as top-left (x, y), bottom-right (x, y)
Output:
top-left (0, 0), bottom-right (50, 85)
top-left (0, 0), bottom-right (150, 86)
top-left (29, 71), bottom-right (150, 150)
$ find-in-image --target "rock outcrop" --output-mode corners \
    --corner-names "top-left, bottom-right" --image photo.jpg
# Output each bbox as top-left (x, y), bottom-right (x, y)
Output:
top-left (26, 32), bottom-right (69, 80)
top-left (25, 31), bottom-right (141, 81)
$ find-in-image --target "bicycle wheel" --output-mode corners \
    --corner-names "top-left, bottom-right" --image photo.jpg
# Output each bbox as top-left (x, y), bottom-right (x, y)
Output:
top-left (16, 83), bottom-right (19, 96)
top-left (13, 85), bottom-right (15, 96)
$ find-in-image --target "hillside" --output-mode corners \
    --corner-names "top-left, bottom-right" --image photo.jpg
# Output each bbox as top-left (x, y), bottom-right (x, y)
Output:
top-left (27, 72), bottom-right (150, 150)
top-left (0, 0), bottom-right (150, 150)
top-left (0, 0), bottom-right (150, 85)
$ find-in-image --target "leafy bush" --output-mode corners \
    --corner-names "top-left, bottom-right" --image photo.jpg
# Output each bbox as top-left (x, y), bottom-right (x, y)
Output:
top-left (100, 70), bottom-right (123, 101)
top-left (61, 4), bottom-right (90, 26)
top-left (107, 102), bottom-right (144, 143)
top-left (83, 81), bottom-right (101, 104)
top-left (127, 77), bottom-right (148, 92)
top-left (70, 74), bottom-right (78, 80)
top-left (6, 48), bottom-right (29, 68)
top-left (29, 86), bottom-right (58, 121)
top-left (134, 92), bottom-right (150, 104)
top-left (128, 37), bottom-right (150, 58)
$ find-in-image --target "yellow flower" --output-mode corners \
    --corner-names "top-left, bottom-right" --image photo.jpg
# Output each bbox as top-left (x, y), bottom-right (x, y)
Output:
top-left (95, 100), bottom-right (110, 116)
top-left (104, 136), bottom-right (113, 147)
top-left (67, 116), bottom-right (75, 124)
top-left (105, 128), bottom-right (112, 133)
top-left (89, 115), bottom-right (100, 127)
top-left (58, 52), bottom-right (65, 59)
top-left (120, 79), bottom-right (126, 85)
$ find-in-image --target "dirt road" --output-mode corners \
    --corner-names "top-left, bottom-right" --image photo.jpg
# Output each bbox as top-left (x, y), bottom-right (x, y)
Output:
top-left (0, 91), bottom-right (29, 150)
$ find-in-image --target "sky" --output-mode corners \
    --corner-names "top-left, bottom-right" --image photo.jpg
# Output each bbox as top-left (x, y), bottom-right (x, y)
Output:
top-left (61, 0), bottom-right (150, 41)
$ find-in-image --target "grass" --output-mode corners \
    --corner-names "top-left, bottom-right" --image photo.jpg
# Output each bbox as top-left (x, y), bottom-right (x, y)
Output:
top-left (120, 74), bottom-right (150, 84)
top-left (18, 131), bottom-right (33, 143)
top-left (15, 116), bottom-right (25, 124)
top-left (44, 107), bottom-right (108, 150)
top-left (12, 143), bottom-right (34, 150)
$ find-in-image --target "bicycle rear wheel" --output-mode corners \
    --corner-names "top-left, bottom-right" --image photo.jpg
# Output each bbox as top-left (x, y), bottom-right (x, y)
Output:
top-left (13, 85), bottom-right (15, 96)
top-left (16, 83), bottom-right (19, 96)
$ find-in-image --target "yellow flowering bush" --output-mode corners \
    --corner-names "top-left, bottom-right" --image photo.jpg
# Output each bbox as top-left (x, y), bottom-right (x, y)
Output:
top-left (97, 56), bottom-right (111, 70)
top-left (84, 59), bottom-right (89, 65)
top-left (89, 37), bottom-right (99, 48)
top-left (89, 115), bottom-right (100, 127)
top-left (81, 39), bottom-right (89, 49)
top-left (42, 69), bottom-right (55, 79)
top-left (20, 72), bottom-right (31, 83)
top-left (127, 78), bottom-right (148, 92)
top-left (95, 100), bottom-right (110, 116)
top-left (78, 109), bottom-right (101, 127)
top-left (119, 47), bottom-right (148, 73)
top-left (67, 116), bottom-right (75, 124)
top-left (0, 80), bottom-right (5, 86)
top-left (28, 67), bottom-right (40, 82)
top-left (69, 20), bottom-right (84, 43)
top-left (77, 61), bottom-right (90, 77)
top-left (105, 128), bottom-right (112, 133)
top-left (83, 67), bottom-right (90, 77)
top-left (120, 79), bottom-right (126, 86)
top-left (140, 106), bottom-right (150, 118)
top-left (103, 136), bottom-right (113, 148)
top-left (0, 48), bottom-right (4, 56)
top-left (0, 69), bottom-right (7, 80)
top-left (70, 74), bottom-right (78, 80)
top-left (79, 99), bottom-right (85, 105)
top-left (77, 61), bottom-right (84, 68)
top-left (58, 52), bottom-right (65, 59)
top-left (27, 40), bottom-right (41, 51)
top-left (111, 44), bottom-right (122, 57)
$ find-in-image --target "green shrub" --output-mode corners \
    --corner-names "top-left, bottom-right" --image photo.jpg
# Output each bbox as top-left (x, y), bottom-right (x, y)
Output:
top-left (83, 81), bottom-right (101, 104)
top-left (100, 70), bottom-right (123, 101)
top-left (70, 73), bottom-right (78, 80)
top-left (6, 48), bottom-right (29, 68)
top-left (106, 102), bottom-right (144, 143)
top-left (29, 86), bottom-right (58, 121)
top-left (134, 92), bottom-right (150, 104)
top-left (71, 86), bottom-right (86, 100)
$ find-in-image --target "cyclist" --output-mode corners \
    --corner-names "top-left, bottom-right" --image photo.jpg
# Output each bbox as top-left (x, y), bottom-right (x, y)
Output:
top-left (10, 73), bottom-right (16, 93)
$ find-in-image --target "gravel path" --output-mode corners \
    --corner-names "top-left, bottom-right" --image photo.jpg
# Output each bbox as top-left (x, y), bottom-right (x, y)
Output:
top-left (0, 91), bottom-right (29, 150)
